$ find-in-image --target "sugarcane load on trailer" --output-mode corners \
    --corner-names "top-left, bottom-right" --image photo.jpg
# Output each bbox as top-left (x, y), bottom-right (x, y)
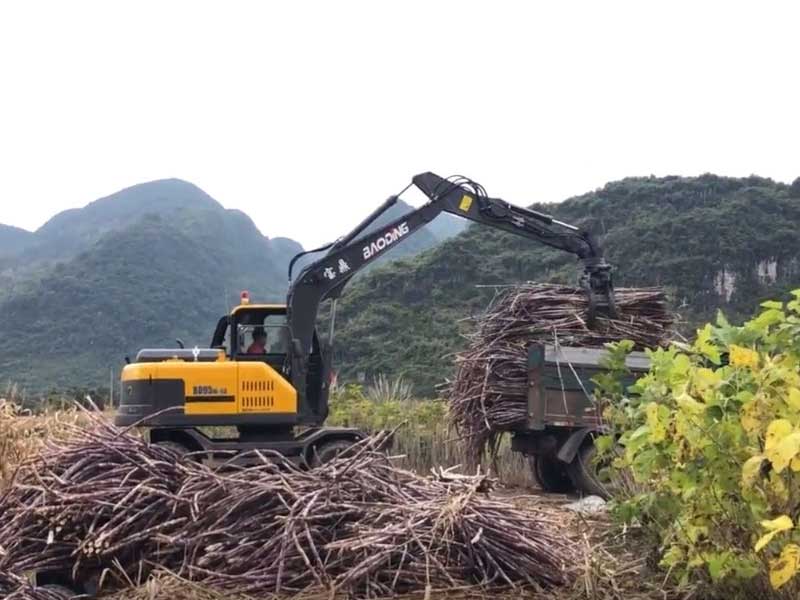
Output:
top-left (115, 172), bottom-right (623, 467)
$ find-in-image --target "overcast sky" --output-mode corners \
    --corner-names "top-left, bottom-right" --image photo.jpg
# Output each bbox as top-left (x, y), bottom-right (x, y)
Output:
top-left (0, 1), bottom-right (798, 248)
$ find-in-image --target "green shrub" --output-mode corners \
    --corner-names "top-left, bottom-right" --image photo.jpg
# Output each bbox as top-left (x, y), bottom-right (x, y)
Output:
top-left (601, 290), bottom-right (800, 595)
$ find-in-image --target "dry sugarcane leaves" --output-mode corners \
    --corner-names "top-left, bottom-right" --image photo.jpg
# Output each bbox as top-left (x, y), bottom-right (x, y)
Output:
top-left (0, 417), bottom-right (579, 598)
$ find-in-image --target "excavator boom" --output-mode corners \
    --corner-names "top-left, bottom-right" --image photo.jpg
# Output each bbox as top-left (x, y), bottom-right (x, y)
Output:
top-left (288, 172), bottom-right (616, 356)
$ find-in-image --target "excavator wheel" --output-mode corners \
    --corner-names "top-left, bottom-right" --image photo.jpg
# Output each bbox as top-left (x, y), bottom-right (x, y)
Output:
top-left (529, 456), bottom-right (574, 494)
top-left (309, 439), bottom-right (356, 468)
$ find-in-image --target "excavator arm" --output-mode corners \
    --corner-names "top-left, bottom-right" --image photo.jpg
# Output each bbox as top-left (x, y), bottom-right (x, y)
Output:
top-left (285, 172), bottom-right (616, 409)
top-left (286, 173), bottom-right (616, 423)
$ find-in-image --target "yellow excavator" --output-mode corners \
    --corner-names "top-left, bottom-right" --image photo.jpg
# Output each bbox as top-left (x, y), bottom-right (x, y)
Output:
top-left (115, 172), bottom-right (617, 465)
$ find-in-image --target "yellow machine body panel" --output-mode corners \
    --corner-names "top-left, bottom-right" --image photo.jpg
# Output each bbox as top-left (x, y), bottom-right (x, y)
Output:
top-left (236, 362), bottom-right (297, 414)
top-left (121, 359), bottom-right (297, 416)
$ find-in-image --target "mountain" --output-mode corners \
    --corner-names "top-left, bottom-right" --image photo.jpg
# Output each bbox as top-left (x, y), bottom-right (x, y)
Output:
top-left (1, 217), bottom-right (230, 388)
top-left (0, 225), bottom-right (34, 258)
top-left (0, 180), bottom-right (292, 390)
top-left (0, 180), bottom-right (233, 305)
top-left (425, 212), bottom-right (468, 241)
top-left (5, 173), bottom-right (795, 395)
top-left (0, 180), bottom-right (462, 392)
top-left (331, 174), bottom-right (800, 395)
top-left (23, 179), bottom-right (222, 262)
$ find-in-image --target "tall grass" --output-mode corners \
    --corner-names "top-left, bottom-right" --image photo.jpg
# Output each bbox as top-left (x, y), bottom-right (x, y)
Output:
top-left (365, 374), bottom-right (414, 403)
top-left (328, 381), bottom-right (534, 487)
top-left (0, 398), bottom-right (84, 488)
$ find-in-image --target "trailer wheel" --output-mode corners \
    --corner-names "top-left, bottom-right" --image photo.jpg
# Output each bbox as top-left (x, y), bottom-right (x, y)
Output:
top-left (310, 439), bottom-right (356, 467)
top-left (38, 584), bottom-right (77, 599)
top-left (567, 442), bottom-right (619, 499)
top-left (529, 456), bottom-right (574, 493)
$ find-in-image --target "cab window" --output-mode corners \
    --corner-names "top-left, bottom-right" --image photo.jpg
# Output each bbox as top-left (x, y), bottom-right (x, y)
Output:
top-left (237, 319), bottom-right (289, 356)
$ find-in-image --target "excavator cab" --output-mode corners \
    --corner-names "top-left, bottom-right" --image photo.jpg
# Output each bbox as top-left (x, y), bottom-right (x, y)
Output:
top-left (216, 301), bottom-right (291, 374)
top-left (213, 295), bottom-right (329, 422)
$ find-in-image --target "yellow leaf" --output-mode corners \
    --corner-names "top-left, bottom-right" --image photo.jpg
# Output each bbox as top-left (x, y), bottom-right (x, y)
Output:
top-left (674, 410), bottom-right (707, 452)
top-left (742, 455), bottom-right (765, 488)
top-left (694, 324), bottom-right (722, 364)
top-left (769, 544), bottom-right (800, 589)
top-left (768, 432), bottom-right (800, 473)
top-left (659, 545), bottom-right (684, 569)
top-left (676, 392), bottom-right (705, 415)
top-left (769, 473), bottom-right (789, 502)
top-left (756, 515), bottom-right (793, 552)
top-left (788, 388), bottom-right (800, 411)
top-left (763, 515), bottom-right (794, 531)
top-left (757, 532), bottom-right (782, 552)
top-left (685, 523), bottom-right (708, 543)
top-left (687, 553), bottom-right (705, 568)
top-left (741, 401), bottom-right (762, 435)
top-left (694, 368), bottom-right (722, 397)
top-left (646, 403), bottom-right (667, 443)
top-left (730, 344), bottom-right (760, 369)
top-left (693, 368), bottom-right (722, 405)
top-left (670, 354), bottom-right (692, 382)
top-left (675, 411), bottom-right (689, 438)
top-left (792, 456), bottom-right (800, 472)
top-left (766, 419), bottom-right (793, 451)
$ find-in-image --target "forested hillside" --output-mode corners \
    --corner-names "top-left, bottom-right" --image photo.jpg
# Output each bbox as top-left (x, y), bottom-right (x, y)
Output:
top-left (2, 173), bottom-right (798, 393)
top-left (333, 174), bottom-right (800, 394)
top-left (0, 180), bottom-right (293, 389)
top-left (0, 180), bottom-right (462, 391)
top-left (0, 225), bottom-right (34, 258)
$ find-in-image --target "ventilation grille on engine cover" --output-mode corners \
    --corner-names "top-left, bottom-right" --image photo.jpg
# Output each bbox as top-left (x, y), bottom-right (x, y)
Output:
top-left (241, 380), bottom-right (275, 410)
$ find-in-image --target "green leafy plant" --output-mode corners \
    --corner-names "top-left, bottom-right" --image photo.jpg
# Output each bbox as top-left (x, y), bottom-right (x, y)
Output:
top-left (601, 290), bottom-right (800, 595)
top-left (365, 374), bottom-right (414, 404)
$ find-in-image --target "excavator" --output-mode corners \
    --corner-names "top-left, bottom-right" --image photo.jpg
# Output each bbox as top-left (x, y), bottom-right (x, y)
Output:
top-left (115, 172), bottom-right (619, 468)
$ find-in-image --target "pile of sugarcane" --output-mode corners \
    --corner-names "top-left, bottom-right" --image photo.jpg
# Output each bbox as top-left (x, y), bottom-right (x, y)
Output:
top-left (0, 415), bottom-right (577, 597)
top-left (447, 283), bottom-right (673, 465)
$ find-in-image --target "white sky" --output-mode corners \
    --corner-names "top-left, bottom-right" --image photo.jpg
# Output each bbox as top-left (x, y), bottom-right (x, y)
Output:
top-left (0, 1), bottom-right (798, 248)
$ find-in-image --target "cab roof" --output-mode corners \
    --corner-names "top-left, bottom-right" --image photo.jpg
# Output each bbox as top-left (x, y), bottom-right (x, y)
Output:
top-left (231, 303), bottom-right (286, 316)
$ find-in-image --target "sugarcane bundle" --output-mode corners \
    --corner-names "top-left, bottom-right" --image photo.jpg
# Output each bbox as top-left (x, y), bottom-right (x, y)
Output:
top-left (0, 415), bottom-right (578, 597)
top-left (446, 283), bottom-right (674, 465)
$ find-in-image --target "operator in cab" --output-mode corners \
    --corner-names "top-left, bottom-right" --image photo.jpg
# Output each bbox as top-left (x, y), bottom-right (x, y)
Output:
top-left (247, 327), bottom-right (267, 354)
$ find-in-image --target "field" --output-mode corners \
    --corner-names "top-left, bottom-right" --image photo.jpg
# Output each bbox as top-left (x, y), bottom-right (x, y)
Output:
top-left (6, 281), bottom-right (800, 600)
top-left (0, 394), bottom-right (681, 600)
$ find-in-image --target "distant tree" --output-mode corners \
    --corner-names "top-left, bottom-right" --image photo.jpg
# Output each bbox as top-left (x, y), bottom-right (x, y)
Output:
top-left (790, 177), bottom-right (800, 198)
